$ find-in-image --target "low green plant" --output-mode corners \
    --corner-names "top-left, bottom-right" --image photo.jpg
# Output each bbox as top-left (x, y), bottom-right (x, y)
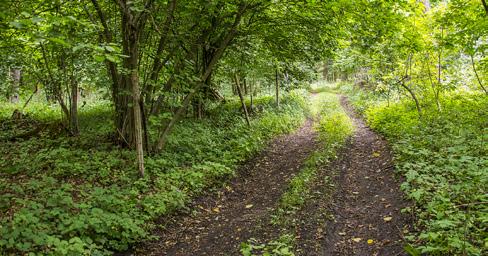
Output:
top-left (0, 92), bottom-right (308, 255)
top-left (345, 86), bottom-right (488, 256)
top-left (240, 234), bottom-right (295, 256)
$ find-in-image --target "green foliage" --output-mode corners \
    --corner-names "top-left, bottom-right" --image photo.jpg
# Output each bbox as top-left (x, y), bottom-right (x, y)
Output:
top-left (0, 93), bottom-right (307, 255)
top-left (353, 90), bottom-right (487, 256)
top-left (240, 234), bottom-right (295, 256)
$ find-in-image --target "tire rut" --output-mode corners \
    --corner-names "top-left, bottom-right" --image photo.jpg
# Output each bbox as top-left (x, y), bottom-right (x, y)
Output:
top-left (137, 118), bottom-right (320, 255)
top-left (312, 96), bottom-right (410, 256)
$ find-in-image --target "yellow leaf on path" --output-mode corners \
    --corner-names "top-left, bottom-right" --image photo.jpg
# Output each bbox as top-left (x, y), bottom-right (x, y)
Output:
top-left (352, 238), bottom-right (362, 242)
top-left (367, 239), bottom-right (374, 245)
top-left (245, 204), bottom-right (253, 209)
top-left (373, 152), bottom-right (381, 157)
top-left (212, 207), bottom-right (220, 213)
top-left (383, 216), bottom-right (393, 222)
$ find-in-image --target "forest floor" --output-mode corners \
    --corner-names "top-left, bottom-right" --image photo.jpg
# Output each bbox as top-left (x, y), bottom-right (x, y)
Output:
top-left (129, 94), bottom-right (410, 256)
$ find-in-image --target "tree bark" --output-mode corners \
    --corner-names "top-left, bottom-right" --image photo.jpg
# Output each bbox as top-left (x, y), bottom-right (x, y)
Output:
top-left (69, 76), bottom-right (79, 136)
top-left (155, 4), bottom-right (247, 151)
top-left (243, 77), bottom-right (248, 95)
top-left (482, 0), bottom-right (488, 15)
top-left (235, 74), bottom-right (250, 126)
top-left (471, 54), bottom-right (488, 94)
top-left (250, 80), bottom-right (253, 111)
top-left (143, 0), bottom-right (177, 107)
top-left (275, 68), bottom-right (280, 107)
top-left (118, 0), bottom-right (152, 177)
top-left (9, 68), bottom-right (20, 103)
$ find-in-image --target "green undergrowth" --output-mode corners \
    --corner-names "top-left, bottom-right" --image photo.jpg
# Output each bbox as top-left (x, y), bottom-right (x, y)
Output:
top-left (342, 84), bottom-right (488, 256)
top-left (0, 91), bottom-right (308, 255)
top-left (240, 92), bottom-right (354, 256)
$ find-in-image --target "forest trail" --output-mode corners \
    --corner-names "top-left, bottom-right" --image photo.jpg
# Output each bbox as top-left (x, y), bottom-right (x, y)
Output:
top-left (131, 94), bottom-right (409, 256)
top-left (293, 96), bottom-right (409, 256)
top-left (137, 115), bottom-right (321, 255)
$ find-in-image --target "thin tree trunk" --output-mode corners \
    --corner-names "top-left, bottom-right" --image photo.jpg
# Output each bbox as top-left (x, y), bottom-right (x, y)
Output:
top-left (243, 77), bottom-right (248, 95)
top-left (155, 4), bottom-right (247, 151)
top-left (402, 53), bottom-right (422, 117)
top-left (118, 0), bottom-right (151, 177)
top-left (250, 80), bottom-right (253, 111)
top-left (471, 54), bottom-right (488, 94)
top-left (235, 74), bottom-right (250, 126)
top-left (10, 68), bottom-right (20, 103)
top-left (401, 82), bottom-right (422, 117)
top-left (143, 0), bottom-right (177, 107)
top-left (275, 68), bottom-right (280, 107)
top-left (69, 76), bottom-right (79, 135)
top-left (482, 0), bottom-right (488, 15)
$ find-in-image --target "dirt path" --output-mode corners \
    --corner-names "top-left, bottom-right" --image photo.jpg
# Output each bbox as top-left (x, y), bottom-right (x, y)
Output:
top-left (295, 96), bottom-right (410, 256)
top-left (136, 118), bottom-right (320, 255)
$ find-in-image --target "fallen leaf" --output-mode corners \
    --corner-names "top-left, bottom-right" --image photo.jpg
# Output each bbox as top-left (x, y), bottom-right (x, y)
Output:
top-left (212, 207), bottom-right (220, 213)
top-left (352, 238), bottom-right (362, 243)
top-left (373, 152), bottom-right (380, 157)
top-left (245, 204), bottom-right (253, 209)
top-left (383, 216), bottom-right (393, 222)
top-left (367, 239), bottom-right (374, 245)
top-left (339, 232), bottom-right (346, 236)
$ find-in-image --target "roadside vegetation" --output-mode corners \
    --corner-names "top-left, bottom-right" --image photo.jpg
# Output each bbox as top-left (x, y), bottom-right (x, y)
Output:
top-left (1, 0), bottom-right (486, 255)
top-left (0, 92), bottom-right (308, 255)
top-left (340, 84), bottom-right (487, 255)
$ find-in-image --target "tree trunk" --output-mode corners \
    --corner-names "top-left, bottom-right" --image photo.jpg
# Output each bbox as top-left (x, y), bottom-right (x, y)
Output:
top-left (275, 68), bottom-right (280, 107)
top-left (119, 0), bottom-right (148, 177)
top-left (401, 82), bottom-right (422, 117)
top-left (10, 68), bottom-right (20, 103)
top-left (243, 77), bottom-right (248, 95)
top-left (155, 4), bottom-right (247, 151)
top-left (471, 54), bottom-right (487, 94)
top-left (235, 74), bottom-right (250, 126)
top-left (250, 81), bottom-right (253, 111)
top-left (482, 0), bottom-right (488, 15)
top-left (69, 76), bottom-right (79, 136)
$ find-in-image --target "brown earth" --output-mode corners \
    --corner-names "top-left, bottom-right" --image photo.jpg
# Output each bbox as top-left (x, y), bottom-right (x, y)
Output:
top-left (125, 94), bottom-right (410, 256)
top-left (293, 96), bottom-right (410, 256)
top-left (133, 118), bottom-right (321, 255)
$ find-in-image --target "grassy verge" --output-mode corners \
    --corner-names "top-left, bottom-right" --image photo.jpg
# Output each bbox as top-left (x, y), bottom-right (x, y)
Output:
top-left (240, 91), bottom-right (354, 256)
top-left (0, 91), bottom-right (308, 255)
top-left (341, 84), bottom-right (487, 256)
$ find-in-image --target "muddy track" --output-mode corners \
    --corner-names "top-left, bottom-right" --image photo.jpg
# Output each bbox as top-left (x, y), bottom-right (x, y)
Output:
top-left (134, 118), bottom-right (320, 255)
top-left (295, 96), bottom-right (410, 256)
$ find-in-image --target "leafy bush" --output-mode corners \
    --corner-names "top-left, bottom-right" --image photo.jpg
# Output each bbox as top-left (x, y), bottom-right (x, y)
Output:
top-left (0, 92), bottom-right (308, 255)
top-left (351, 89), bottom-right (488, 256)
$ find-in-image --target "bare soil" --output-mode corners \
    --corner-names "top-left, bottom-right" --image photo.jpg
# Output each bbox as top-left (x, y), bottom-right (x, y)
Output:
top-left (134, 118), bottom-right (320, 255)
top-left (126, 95), bottom-right (410, 256)
top-left (296, 96), bottom-right (410, 256)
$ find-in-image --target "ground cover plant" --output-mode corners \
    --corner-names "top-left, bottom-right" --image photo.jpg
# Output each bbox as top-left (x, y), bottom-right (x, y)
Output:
top-left (1, 0), bottom-right (487, 255)
top-left (343, 85), bottom-right (488, 255)
top-left (0, 92), bottom-right (308, 255)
